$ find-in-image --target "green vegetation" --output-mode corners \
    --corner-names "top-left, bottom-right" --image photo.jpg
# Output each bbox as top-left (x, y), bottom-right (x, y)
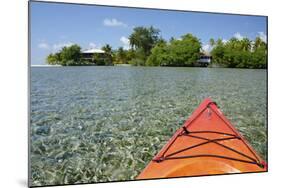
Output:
top-left (93, 44), bottom-right (114, 66)
top-left (146, 34), bottom-right (201, 66)
top-left (114, 47), bottom-right (135, 64)
top-left (46, 44), bottom-right (113, 66)
top-left (46, 53), bottom-right (61, 65)
top-left (46, 26), bottom-right (267, 69)
top-left (46, 44), bottom-right (91, 66)
top-left (128, 26), bottom-right (161, 66)
top-left (210, 37), bottom-right (267, 68)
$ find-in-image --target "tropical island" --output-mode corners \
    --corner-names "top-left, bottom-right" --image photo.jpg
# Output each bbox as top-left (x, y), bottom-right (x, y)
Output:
top-left (46, 26), bottom-right (267, 69)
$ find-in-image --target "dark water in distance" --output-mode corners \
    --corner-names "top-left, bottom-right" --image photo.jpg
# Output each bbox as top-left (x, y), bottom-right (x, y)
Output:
top-left (30, 66), bottom-right (267, 186)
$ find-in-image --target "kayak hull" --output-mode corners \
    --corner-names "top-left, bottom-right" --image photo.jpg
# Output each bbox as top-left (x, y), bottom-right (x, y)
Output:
top-left (137, 98), bottom-right (267, 179)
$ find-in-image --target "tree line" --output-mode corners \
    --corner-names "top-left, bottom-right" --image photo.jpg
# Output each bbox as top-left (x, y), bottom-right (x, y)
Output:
top-left (46, 26), bottom-right (267, 68)
top-left (46, 44), bottom-right (113, 66)
top-left (210, 37), bottom-right (267, 68)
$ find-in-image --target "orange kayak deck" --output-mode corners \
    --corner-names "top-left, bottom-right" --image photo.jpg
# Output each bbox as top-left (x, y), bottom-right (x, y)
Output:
top-left (137, 98), bottom-right (267, 179)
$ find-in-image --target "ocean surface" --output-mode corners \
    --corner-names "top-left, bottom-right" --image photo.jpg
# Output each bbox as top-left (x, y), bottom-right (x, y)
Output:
top-left (30, 66), bottom-right (267, 186)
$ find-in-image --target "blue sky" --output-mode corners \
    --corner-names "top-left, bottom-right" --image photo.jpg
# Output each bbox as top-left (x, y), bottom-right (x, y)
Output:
top-left (30, 1), bottom-right (267, 65)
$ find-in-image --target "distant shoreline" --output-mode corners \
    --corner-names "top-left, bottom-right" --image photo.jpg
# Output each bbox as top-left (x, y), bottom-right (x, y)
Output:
top-left (31, 64), bottom-right (62, 67)
top-left (30, 64), bottom-right (267, 70)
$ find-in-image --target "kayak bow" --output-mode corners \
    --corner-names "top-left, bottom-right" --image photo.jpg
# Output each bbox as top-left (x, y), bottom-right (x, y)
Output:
top-left (137, 98), bottom-right (267, 179)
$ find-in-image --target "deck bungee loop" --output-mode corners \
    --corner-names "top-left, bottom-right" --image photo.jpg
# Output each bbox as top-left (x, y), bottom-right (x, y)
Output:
top-left (137, 98), bottom-right (267, 179)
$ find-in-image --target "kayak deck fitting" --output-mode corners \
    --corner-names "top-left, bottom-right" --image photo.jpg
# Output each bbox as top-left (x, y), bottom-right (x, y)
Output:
top-left (137, 98), bottom-right (267, 179)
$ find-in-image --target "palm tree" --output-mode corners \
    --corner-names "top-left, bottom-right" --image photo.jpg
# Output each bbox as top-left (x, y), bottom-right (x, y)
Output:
top-left (102, 44), bottom-right (113, 55)
top-left (128, 34), bottom-right (137, 50)
top-left (209, 38), bottom-right (215, 46)
top-left (230, 37), bottom-right (239, 47)
top-left (241, 38), bottom-right (251, 51)
top-left (101, 44), bottom-right (113, 65)
top-left (216, 38), bottom-right (224, 46)
top-left (253, 37), bottom-right (266, 51)
top-left (128, 26), bottom-right (160, 54)
top-left (116, 47), bottom-right (127, 64)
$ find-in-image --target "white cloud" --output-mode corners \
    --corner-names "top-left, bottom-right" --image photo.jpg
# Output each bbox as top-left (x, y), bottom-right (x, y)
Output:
top-left (38, 42), bottom-right (49, 49)
top-left (52, 42), bottom-right (74, 51)
top-left (202, 44), bottom-right (212, 53)
top-left (258, 32), bottom-right (267, 42)
top-left (120, 36), bottom-right (130, 50)
top-left (103, 18), bottom-right (127, 27)
top-left (89, 42), bottom-right (97, 49)
top-left (222, 39), bottom-right (228, 44)
top-left (234, 32), bottom-right (244, 40)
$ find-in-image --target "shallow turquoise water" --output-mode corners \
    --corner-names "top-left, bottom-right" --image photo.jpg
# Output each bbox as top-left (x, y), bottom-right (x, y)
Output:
top-left (30, 66), bottom-right (267, 186)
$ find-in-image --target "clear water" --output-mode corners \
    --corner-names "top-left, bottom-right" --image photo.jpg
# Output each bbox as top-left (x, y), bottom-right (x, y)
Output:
top-left (30, 66), bottom-right (267, 186)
